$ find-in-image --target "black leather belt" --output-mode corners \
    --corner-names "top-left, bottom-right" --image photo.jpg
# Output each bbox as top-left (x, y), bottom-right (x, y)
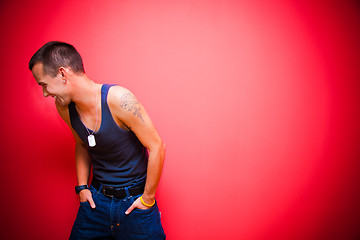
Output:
top-left (91, 176), bottom-right (144, 199)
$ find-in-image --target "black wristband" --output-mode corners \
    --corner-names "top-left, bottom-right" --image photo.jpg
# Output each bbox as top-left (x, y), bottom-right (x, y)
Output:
top-left (75, 185), bottom-right (89, 194)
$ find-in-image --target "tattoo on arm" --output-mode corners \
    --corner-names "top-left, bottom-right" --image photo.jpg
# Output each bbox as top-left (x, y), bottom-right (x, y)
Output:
top-left (119, 92), bottom-right (144, 122)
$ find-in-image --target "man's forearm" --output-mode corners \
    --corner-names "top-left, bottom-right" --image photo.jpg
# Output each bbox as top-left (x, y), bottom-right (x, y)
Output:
top-left (142, 141), bottom-right (166, 202)
top-left (75, 142), bottom-right (91, 186)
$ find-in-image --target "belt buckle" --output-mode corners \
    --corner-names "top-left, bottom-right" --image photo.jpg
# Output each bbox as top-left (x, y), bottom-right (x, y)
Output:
top-left (102, 186), bottom-right (114, 198)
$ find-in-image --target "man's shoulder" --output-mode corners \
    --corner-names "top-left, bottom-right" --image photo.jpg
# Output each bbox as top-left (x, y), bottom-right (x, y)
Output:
top-left (107, 85), bottom-right (143, 121)
top-left (108, 84), bottom-right (131, 95)
top-left (108, 85), bottom-right (138, 103)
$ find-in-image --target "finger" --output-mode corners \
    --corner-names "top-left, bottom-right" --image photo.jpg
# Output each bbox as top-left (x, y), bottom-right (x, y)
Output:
top-left (125, 203), bottom-right (135, 215)
top-left (88, 196), bottom-right (96, 209)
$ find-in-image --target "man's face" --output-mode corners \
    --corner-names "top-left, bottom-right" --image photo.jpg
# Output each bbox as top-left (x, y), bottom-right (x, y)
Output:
top-left (32, 63), bottom-right (70, 106)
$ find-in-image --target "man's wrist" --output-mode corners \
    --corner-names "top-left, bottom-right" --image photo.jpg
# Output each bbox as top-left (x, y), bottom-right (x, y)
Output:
top-left (141, 194), bottom-right (155, 204)
top-left (140, 195), bottom-right (155, 207)
top-left (75, 185), bottom-right (89, 194)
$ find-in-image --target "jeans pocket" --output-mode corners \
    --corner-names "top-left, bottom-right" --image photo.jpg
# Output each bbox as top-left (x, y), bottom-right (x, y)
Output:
top-left (134, 202), bottom-right (157, 213)
top-left (79, 201), bottom-right (91, 211)
top-left (131, 195), bottom-right (157, 213)
top-left (125, 203), bottom-right (165, 238)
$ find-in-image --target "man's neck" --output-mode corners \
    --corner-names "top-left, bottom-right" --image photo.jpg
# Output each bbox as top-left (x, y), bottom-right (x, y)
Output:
top-left (70, 74), bottom-right (100, 114)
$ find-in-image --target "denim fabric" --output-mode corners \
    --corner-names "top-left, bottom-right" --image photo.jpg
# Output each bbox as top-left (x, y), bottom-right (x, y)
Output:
top-left (69, 185), bottom-right (166, 240)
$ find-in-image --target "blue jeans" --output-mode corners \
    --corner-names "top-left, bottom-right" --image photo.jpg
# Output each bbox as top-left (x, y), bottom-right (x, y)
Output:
top-left (69, 184), bottom-right (166, 240)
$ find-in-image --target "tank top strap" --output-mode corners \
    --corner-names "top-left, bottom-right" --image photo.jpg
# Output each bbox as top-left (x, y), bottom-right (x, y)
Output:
top-left (68, 101), bottom-right (76, 116)
top-left (101, 83), bottom-right (117, 115)
top-left (68, 101), bottom-right (81, 129)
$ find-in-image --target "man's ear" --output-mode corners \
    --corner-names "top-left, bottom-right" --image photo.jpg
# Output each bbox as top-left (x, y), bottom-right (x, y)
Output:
top-left (58, 67), bottom-right (66, 83)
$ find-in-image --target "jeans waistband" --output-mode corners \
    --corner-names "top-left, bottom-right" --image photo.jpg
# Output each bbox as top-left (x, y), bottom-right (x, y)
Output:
top-left (91, 176), bottom-right (145, 199)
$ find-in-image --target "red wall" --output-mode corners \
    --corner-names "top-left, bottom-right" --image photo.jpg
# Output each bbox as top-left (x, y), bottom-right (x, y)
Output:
top-left (1, 0), bottom-right (359, 239)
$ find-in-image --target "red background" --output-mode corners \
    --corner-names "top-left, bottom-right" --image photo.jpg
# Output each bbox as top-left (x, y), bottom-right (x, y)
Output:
top-left (1, 0), bottom-right (359, 239)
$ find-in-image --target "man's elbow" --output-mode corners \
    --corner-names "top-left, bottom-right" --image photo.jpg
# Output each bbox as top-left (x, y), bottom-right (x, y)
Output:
top-left (160, 141), bottom-right (166, 158)
top-left (150, 139), bottom-right (166, 158)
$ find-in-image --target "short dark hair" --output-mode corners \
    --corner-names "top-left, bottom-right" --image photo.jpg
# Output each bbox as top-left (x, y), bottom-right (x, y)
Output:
top-left (29, 41), bottom-right (85, 76)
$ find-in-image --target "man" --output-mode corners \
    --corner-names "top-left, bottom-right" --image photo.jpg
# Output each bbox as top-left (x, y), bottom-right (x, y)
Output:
top-left (29, 41), bottom-right (166, 239)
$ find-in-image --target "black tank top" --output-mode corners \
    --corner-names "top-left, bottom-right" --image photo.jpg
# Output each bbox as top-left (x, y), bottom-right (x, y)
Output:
top-left (69, 84), bottom-right (148, 187)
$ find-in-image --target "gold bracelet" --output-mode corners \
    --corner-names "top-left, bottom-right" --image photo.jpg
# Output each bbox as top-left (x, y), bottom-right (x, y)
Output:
top-left (140, 195), bottom-right (155, 207)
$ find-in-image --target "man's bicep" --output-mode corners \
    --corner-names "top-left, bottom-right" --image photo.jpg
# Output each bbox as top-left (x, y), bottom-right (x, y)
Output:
top-left (112, 88), bottom-right (162, 149)
top-left (117, 88), bottom-right (146, 124)
top-left (122, 103), bottom-right (161, 149)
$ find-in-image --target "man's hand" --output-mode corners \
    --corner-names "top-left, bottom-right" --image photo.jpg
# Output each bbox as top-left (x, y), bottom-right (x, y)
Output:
top-left (79, 189), bottom-right (96, 209)
top-left (125, 196), bottom-right (154, 215)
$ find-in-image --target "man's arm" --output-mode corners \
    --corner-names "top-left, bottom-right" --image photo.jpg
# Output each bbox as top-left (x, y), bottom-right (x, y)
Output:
top-left (55, 103), bottom-right (96, 208)
top-left (108, 86), bottom-right (165, 214)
